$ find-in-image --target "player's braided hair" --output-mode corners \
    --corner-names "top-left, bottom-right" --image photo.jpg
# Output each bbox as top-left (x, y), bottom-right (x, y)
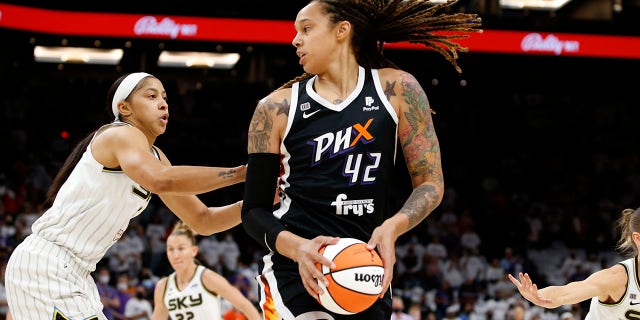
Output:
top-left (277, 0), bottom-right (482, 90)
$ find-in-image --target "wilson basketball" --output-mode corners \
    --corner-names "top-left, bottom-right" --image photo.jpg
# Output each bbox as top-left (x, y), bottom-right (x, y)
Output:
top-left (315, 237), bottom-right (384, 315)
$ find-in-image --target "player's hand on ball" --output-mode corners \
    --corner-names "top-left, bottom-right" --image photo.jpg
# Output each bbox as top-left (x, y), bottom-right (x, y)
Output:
top-left (296, 236), bottom-right (339, 298)
top-left (367, 222), bottom-right (397, 299)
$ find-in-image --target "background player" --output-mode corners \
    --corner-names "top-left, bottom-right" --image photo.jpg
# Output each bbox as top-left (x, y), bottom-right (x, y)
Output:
top-left (509, 207), bottom-right (640, 319)
top-left (151, 221), bottom-right (261, 320)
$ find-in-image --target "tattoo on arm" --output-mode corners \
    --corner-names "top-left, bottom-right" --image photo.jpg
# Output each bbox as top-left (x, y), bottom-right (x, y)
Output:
top-left (400, 185), bottom-right (439, 229)
top-left (217, 168), bottom-right (237, 179)
top-left (248, 98), bottom-right (289, 153)
top-left (384, 80), bottom-right (396, 101)
top-left (399, 73), bottom-right (442, 181)
top-left (397, 73), bottom-right (444, 227)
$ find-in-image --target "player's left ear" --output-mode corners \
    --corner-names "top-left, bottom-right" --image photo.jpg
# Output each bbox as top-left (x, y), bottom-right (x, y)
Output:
top-left (117, 101), bottom-right (132, 118)
top-left (335, 20), bottom-right (351, 41)
top-left (192, 245), bottom-right (199, 258)
top-left (632, 231), bottom-right (640, 245)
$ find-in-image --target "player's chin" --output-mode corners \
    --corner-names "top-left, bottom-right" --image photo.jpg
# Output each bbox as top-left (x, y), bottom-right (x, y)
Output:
top-left (302, 64), bottom-right (318, 75)
top-left (157, 125), bottom-right (168, 135)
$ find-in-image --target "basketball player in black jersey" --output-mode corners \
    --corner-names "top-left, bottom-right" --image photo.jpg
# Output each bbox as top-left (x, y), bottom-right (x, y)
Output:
top-left (241, 1), bottom-right (481, 319)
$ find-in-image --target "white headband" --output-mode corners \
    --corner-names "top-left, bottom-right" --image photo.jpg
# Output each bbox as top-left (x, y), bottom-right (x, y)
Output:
top-left (111, 72), bottom-right (151, 120)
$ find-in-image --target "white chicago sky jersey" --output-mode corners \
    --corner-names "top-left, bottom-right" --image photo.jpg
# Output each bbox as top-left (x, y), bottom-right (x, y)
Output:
top-left (586, 256), bottom-right (640, 320)
top-left (164, 265), bottom-right (222, 320)
top-left (30, 123), bottom-right (155, 272)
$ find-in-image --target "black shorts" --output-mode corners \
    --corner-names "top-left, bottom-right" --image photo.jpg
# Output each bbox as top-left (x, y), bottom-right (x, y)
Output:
top-left (256, 253), bottom-right (391, 320)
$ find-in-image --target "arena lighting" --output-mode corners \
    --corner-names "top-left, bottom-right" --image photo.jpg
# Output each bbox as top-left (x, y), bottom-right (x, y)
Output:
top-left (33, 46), bottom-right (124, 65)
top-left (500, 0), bottom-right (573, 10)
top-left (157, 51), bottom-right (240, 69)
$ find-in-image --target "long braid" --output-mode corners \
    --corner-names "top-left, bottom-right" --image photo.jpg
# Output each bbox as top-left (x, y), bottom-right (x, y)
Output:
top-left (279, 0), bottom-right (482, 89)
top-left (277, 73), bottom-right (314, 91)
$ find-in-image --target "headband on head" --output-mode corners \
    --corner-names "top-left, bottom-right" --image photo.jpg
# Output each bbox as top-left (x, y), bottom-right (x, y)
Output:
top-left (111, 72), bottom-right (152, 120)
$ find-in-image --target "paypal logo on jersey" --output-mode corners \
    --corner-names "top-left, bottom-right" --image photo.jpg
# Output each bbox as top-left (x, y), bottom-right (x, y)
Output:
top-left (363, 96), bottom-right (379, 112)
top-left (308, 118), bottom-right (375, 164)
top-left (331, 193), bottom-right (374, 216)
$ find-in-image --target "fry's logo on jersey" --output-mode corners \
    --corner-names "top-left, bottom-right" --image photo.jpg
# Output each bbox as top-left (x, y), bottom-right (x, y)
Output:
top-left (331, 194), bottom-right (374, 216)
top-left (309, 118), bottom-right (375, 164)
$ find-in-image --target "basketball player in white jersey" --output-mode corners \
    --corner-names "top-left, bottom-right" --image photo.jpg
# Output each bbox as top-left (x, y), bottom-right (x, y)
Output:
top-left (151, 221), bottom-right (261, 320)
top-left (510, 207), bottom-right (640, 320)
top-left (5, 72), bottom-right (247, 320)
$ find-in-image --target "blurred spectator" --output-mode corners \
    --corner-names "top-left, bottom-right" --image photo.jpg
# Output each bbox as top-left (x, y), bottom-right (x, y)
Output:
top-left (422, 253), bottom-right (443, 289)
top-left (399, 238), bottom-right (425, 289)
top-left (499, 247), bottom-right (519, 276)
top-left (509, 304), bottom-right (525, 320)
top-left (443, 304), bottom-right (461, 320)
top-left (24, 162), bottom-right (51, 205)
top-left (0, 173), bottom-right (22, 216)
top-left (138, 267), bottom-right (159, 296)
top-left (114, 273), bottom-right (132, 319)
top-left (425, 235), bottom-right (448, 261)
top-left (228, 266), bottom-right (252, 299)
top-left (485, 258), bottom-right (504, 285)
top-left (95, 267), bottom-right (120, 320)
top-left (199, 234), bottom-right (222, 272)
top-left (460, 227), bottom-right (482, 253)
top-left (15, 201), bottom-right (40, 239)
top-left (461, 248), bottom-right (486, 284)
top-left (559, 250), bottom-right (581, 281)
top-left (123, 224), bottom-right (147, 276)
top-left (145, 212), bottom-right (167, 274)
top-left (434, 280), bottom-right (455, 319)
top-left (123, 286), bottom-right (152, 320)
top-left (442, 252), bottom-right (465, 289)
top-left (390, 297), bottom-right (413, 320)
top-left (408, 302), bottom-right (423, 320)
top-left (219, 231), bottom-right (241, 274)
top-left (0, 260), bottom-right (8, 320)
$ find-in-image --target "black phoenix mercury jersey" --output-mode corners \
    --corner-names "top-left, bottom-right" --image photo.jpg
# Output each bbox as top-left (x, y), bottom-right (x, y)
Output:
top-left (275, 66), bottom-right (399, 242)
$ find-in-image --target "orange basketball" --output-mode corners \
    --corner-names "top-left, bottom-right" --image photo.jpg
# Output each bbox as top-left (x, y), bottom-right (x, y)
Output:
top-left (315, 238), bottom-right (384, 315)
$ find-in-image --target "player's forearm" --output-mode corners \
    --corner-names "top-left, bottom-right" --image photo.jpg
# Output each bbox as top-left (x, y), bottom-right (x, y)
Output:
top-left (200, 201), bottom-right (243, 235)
top-left (153, 165), bottom-right (246, 195)
top-left (397, 183), bottom-right (443, 232)
top-left (238, 302), bottom-right (262, 320)
top-left (275, 231), bottom-right (307, 262)
top-left (538, 283), bottom-right (591, 308)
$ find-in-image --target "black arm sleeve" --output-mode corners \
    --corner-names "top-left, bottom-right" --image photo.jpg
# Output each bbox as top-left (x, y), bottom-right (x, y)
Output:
top-left (242, 153), bottom-right (286, 252)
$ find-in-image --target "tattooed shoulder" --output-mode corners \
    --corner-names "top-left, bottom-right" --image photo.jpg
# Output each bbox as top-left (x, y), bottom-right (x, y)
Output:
top-left (247, 92), bottom-right (290, 153)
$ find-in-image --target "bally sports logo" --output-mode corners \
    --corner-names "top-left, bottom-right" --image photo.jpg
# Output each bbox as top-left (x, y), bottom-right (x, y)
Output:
top-left (354, 273), bottom-right (383, 287)
top-left (521, 33), bottom-right (580, 56)
top-left (134, 16), bottom-right (198, 39)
